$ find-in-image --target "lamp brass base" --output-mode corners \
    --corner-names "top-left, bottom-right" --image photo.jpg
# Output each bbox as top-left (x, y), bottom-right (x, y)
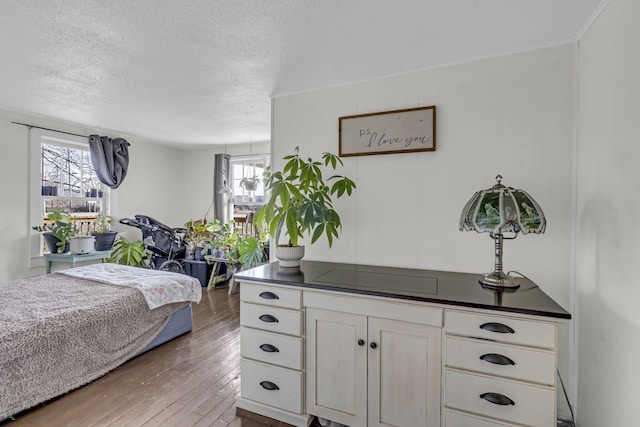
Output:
top-left (479, 271), bottom-right (520, 289)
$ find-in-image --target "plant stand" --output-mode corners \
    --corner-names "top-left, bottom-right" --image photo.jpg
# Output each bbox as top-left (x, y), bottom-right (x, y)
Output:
top-left (205, 257), bottom-right (239, 293)
top-left (44, 250), bottom-right (111, 274)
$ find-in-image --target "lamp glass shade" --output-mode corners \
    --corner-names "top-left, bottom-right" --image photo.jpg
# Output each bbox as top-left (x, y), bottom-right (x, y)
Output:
top-left (459, 181), bottom-right (545, 235)
top-left (459, 176), bottom-right (546, 289)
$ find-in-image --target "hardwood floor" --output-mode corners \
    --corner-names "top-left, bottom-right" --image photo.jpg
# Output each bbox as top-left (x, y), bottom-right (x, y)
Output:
top-left (4, 285), bottom-right (307, 427)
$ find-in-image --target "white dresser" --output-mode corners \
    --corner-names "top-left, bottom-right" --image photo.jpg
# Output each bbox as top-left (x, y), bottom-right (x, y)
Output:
top-left (236, 282), bottom-right (312, 427)
top-left (444, 310), bottom-right (559, 426)
top-left (234, 261), bottom-right (570, 427)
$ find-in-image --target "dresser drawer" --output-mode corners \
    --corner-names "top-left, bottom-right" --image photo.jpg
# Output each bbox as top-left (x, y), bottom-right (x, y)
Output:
top-left (241, 326), bottom-right (303, 370)
top-left (241, 359), bottom-right (303, 414)
top-left (445, 336), bottom-right (556, 386)
top-left (240, 282), bottom-right (302, 309)
top-left (445, 310), bottom-right (556, 349)
top-left (445, 369), bottom-right (555, 427)
top-left (240, 302), bottom-right (302, 336)
top-left (445, 409), bottom-right (518, 426)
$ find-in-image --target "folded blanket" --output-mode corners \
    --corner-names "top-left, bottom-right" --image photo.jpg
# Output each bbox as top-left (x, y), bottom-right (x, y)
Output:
top-left (57, 263), bottom-right (202, 309)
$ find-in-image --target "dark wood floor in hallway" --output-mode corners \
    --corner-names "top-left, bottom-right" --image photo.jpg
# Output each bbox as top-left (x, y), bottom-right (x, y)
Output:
top-left (4, 285), bottom-right (298, 427)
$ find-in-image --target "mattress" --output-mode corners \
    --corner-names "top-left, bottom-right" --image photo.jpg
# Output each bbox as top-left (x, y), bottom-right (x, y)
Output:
top-left (0, 266), bottom-right (200, 420)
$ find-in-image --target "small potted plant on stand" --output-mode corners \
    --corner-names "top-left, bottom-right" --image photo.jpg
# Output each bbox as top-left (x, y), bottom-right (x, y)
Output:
top-left (254, 146), bottom-right (356, 267)
top-left (32, 208), bottom-right (78, 254)
top-left (90, 211), bottom-right (118, 251)
top-left (205, 227), bottom-right (268, 289)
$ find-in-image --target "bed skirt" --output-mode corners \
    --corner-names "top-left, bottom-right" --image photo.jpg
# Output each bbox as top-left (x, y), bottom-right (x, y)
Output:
top-left (140, 304), bottom-right (193, 353)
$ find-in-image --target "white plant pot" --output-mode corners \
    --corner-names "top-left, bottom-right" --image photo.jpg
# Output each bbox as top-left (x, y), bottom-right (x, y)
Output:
top-left (242, 179), bottom-right (259, 191)
top-left (69, 236), bottom-right (96, 254)
top-left (275, 245), bottom-right (305, 268)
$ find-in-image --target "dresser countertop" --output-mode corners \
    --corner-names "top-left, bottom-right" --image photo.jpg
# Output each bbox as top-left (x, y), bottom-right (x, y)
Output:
top-left (234, 261), bottom-right (571, 319)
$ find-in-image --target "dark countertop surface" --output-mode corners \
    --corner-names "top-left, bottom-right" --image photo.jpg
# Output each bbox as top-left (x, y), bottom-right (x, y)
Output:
top-left (234, 261), bottom-right (571, 320)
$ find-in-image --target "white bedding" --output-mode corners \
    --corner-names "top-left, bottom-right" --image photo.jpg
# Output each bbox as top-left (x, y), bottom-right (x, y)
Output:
top-left (57, 263), bottom-right (202, 309)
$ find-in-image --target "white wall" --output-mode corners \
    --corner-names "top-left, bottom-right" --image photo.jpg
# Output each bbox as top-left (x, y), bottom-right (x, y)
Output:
top-left (577, 0), bottom-right (640, 425)
top-left (273, 44), bottom-right (576, 417)
top-left (0, 109), bottom-right (189, 280)
top-left (181, 140), bottom-right (270, 224)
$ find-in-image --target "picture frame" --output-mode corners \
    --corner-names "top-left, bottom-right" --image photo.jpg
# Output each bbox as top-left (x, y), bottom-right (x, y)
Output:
top-left (339, 106), bottom-right (436, 157)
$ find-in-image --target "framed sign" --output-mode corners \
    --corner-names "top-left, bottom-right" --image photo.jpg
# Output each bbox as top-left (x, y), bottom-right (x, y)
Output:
top-left (339, 106), bottom-right (436, 157)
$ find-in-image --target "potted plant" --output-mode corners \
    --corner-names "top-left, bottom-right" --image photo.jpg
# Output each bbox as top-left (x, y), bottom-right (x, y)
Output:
top-left (184, 219), bottom-right (212, 260)
top-left (69, 233), bottom-right (96, 254)
top-left (254, 146), bottom-right (356, 267)
top-left (205, 227), bottom-right (267, 288)
top-left (107, 236), bottom-right (147, 267)
top-left (90, 211), bottom-right (118, 251)
top-left (240, 176), bottom-right (260, 192)
top-left (32, 208), bottom-right (78, 253)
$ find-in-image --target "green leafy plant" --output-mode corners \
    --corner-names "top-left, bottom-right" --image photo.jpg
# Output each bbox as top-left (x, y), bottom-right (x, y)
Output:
top-left (32, 208), bottom-right (78, 253)
top-left (93, 211), bottom-right (113, 233)
top-left (184, 219), bottom-right (212, 247)
top-left (238, 235), bottom-right (267, 269)
top-left (203, 222), bottom-right (267, 289)
top-left (254, 146), bottom-right (356, 247)
top-left (107, 236), bottom-right (147, 267)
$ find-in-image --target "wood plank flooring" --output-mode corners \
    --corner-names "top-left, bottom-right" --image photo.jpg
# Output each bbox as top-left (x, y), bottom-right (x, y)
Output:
top-left (3, 285), bottom-right (311, 427)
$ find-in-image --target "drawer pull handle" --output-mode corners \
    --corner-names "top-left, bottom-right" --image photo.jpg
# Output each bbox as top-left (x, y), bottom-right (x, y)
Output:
top-left (259, 314), bottom-right (279, 323)
top-left (259, 291), bottom-right (279, 300)
top-left (260, 343), bottom-right (280, 353)
top-left (480, 353), bottom-right (516, 366)
top-left (260, 380), bottom-right (280, 391)
top-left (480, 392), bottom-right (515, 406)
top-left (480, 322), bottom-right (515, 334)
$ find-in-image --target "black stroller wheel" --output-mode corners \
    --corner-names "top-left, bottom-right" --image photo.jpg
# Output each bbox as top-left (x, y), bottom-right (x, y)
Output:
top-left (158, 260), bottom-right (184, 274)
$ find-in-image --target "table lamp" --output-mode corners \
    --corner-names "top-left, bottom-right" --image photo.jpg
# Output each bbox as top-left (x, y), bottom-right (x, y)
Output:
top-left (459, 175), bottom-right (546, 289)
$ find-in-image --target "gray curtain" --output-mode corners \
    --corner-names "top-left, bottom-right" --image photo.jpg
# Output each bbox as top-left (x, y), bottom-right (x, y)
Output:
top-left (88, 135), bottom-right (130, 189)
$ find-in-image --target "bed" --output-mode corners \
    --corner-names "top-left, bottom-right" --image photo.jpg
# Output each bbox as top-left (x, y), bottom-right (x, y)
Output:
top-left (0, 263), bottom-right (202, 420)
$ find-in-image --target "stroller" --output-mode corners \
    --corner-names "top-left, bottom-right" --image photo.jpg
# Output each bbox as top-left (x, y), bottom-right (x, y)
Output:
top-left (119, 214), bottom-right (187, 273)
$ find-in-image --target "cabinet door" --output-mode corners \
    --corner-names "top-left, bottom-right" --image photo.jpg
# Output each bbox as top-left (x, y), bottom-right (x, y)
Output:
top-left (306, 308), bottom-right (368, 427)
top-left (368, 317), bottom-right (442, 427)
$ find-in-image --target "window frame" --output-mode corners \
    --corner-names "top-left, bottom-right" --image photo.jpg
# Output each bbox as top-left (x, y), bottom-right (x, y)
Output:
top-left (230, 153), bottom-right (269, 220)
top-left (29, 128), bottom-right (110, 266)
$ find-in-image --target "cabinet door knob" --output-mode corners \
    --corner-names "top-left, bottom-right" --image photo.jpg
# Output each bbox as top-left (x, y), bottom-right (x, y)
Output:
top-left (479, 392), bottom-right (515, 406)
top-left (259, 291), bottom-right (279, 300)
top-left (260, 343), bottom-right (280, 353)
top-left (370, 342), bottom-right (378, 349)
top-left (480, 353), bottom-right (515, 366)
top-left (260, 381), bottom-right (280, 391)
top-left (357, 339), bottom-right (365, 346)
top-left (259, 314), bottom-right (279, 323)
top-left (479, 322), bottom-right (515, 334)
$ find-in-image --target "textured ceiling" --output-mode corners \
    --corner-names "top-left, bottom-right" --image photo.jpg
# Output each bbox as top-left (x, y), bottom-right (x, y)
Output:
top-left (0, 0), bottom-right (603, 147)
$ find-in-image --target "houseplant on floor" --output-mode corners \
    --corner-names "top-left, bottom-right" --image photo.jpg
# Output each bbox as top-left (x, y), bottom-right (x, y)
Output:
top-left (254, 146), bottom-right (356, 267)
top-left (32, 208), bottom-right (78, 253)
top-left (184, 219), bottom-right (213, 260)
top-left (107, 236), bottom-right (147, 267)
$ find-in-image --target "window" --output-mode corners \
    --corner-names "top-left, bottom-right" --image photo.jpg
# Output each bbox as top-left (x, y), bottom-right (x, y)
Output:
top-left (29, 128), bottom-right (109, 262)
top-left (230, 154), bottom-right (269, 221)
